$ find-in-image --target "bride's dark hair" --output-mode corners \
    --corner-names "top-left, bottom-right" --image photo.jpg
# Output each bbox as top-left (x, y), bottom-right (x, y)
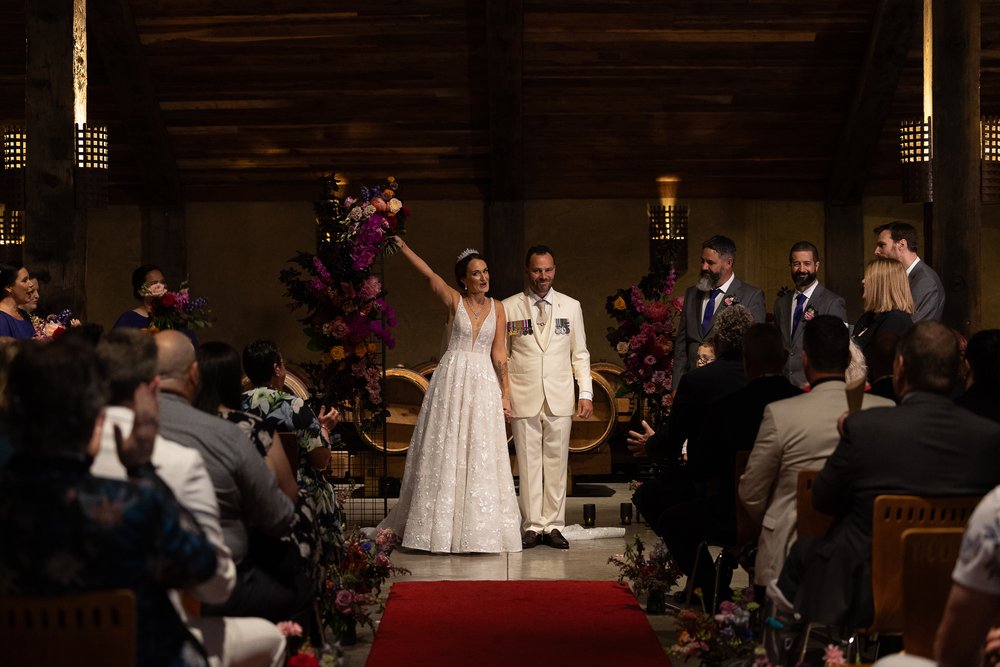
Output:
top-left (454, 251), bottom-right (486, 291)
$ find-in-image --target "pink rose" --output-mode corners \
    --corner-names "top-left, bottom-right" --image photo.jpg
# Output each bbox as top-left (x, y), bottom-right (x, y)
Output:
top-left (370, 197), bottom-right (388, 212)
top-left (276, 621), bottom-right (303, 637)
top-left (335, 589), bottom-right (354, 613)
top-left (145, 282), bottom-right (167, 298)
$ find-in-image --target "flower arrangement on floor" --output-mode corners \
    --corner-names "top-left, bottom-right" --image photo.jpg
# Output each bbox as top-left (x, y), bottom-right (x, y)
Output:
top-left (276, 621), bottom-right (340, 667)
top-left (605, 267), bottom-right (682, 416)
top-left (141, 282), bottom-right (213, 332)
top-left (280, 174), bottom-right (407, 423)
top-left (608, 534), bottom-right (683, 599)
top-left (30, 308), bottom-right (78, 340)
top-left (670, 587), bottom-right (760, 662)
top-left (319, 527), bottom-right (410, 644)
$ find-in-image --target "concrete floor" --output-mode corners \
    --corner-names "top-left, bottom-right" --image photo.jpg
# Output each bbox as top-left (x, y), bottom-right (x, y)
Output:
top-left (335, 481), bottom-right (748, 665)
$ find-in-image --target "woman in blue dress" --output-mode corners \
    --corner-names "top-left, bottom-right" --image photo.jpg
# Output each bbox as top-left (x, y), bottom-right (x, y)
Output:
top-left (113, 263), bottom-right (166, 330)
top-left (0, 262), bottom-right (35, 340)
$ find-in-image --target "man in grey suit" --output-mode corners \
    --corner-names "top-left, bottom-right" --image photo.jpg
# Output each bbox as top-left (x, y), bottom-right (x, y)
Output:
top-left (773, 241), bottom-right (847, 388)
top-left (673, 235), bottom-right (766, 383)
top-left (874, 221), bottom-right (945, 322)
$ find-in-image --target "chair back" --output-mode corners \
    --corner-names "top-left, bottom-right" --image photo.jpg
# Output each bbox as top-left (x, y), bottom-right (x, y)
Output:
top-left (901, 527), bottom-right (964, 658)
top-left (871, 495), bottom-right (979, 635)
top-left (277, 431), bottom-right (299, 474)
top-left (734, 450), bottom-right (760, 546)
top-left (0, 589), bottom-right (137, 666)
top-left (796, 469), bottom-right (835, 539)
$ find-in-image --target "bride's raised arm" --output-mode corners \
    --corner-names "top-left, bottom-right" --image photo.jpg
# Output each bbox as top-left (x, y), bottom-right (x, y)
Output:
top-left (391, 237), bottom-right (458, 309)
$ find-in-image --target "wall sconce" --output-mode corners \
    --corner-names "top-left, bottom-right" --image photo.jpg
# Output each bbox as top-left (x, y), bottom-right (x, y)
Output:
top-left (900, 116), bottom-right (1000, 204)
top-left (1, 123), bottom-right (109, 225)
top-left (648, 203), bottom-right (688, 276)
top-left (583, 503), bottom-right (596, 528)
top-left (0, 209), bottom-right (24, 246)
top-left (899, 118), bottom-right (933, 203)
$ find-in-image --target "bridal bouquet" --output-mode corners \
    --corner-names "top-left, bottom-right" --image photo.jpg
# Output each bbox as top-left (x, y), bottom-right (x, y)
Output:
top-left (31, 308), bottom-right (78, 340)
top-left (141, 282), bottom-right (213, 331)
top-left (280, 174), bottom-right (407, 421)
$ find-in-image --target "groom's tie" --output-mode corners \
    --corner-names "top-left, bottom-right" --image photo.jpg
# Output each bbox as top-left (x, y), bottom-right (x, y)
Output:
top-left (701, 288), bottom-right (721, 336)
top-left (535, 299), bottom-right (548, 328)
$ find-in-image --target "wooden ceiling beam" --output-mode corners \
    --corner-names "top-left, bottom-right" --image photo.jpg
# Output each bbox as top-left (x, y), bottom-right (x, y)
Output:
top-left (89, 0), bottom-right (183, 207)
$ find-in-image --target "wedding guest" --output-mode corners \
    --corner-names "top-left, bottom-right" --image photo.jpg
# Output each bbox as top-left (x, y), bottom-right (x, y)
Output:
top-left (0, 336), bottom-right (218, 667)
top-left (23, 277), bottom-right (38, 314)
top-left (866, 330), bottom-right (901, 402)
top-left (194, 341), bottom-right (297, 501)
top-left (852, 257), bottom-right (914, 378)
top-left (956, 329), bottom-right (1000, 423)
top-left (0, 263), bottom-right (35, 340)
top-left (114, 263), bottom-right (166, 330)
top-left (153, 331), bottom-right (307, 631)
top-left (92, 329), bottom-right (286, 667)
top-left (241, 339), bottom-right (345, 582)
top-left (696, 341), bottom-right (716, 367)
top-left (770, 322), bottom-right (1000, 637)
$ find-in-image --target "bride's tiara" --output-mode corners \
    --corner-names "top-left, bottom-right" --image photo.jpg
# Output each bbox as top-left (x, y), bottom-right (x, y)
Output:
top-left (456, 248), bottom-right (479, 262)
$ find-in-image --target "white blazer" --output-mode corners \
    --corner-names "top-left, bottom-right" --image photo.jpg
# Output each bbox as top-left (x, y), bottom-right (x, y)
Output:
top-left (502, 289), bottom-right (592, 418)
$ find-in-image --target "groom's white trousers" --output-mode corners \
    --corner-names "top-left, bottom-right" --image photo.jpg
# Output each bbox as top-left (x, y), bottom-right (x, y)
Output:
top-left (511, 400), bottom-right (572, 533)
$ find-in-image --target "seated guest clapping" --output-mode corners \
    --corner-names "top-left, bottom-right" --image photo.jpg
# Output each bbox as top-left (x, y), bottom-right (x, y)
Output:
top-left (0, 337), bottom-right (217, 667)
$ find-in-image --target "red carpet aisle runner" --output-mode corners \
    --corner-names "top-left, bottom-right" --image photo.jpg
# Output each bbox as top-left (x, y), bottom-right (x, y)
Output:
top-left (365, 580), bottom-right (671, 666)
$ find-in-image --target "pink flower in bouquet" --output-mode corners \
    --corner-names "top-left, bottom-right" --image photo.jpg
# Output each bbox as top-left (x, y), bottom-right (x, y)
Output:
top-left (343, 196), bottom-right (357, 209)
top-left (351, 245), bottom-right (378, 270)
top-left (145, 282), bottom-right (167, 298)
top-left (335, 589), bottom-right (355, 613)
top-left (644, 355), bottom-right (657, 366)
top-left (651, 370), bottom-right (667, 385)
top-left (276, 621), bottom-right (303, 637)
top-left (174, 288), bottom-right (190, 309)
top-left (41, 321), bottom-right (66, 338)
top-left (823, 644), bottom-right (846, 666)
top-left (644, 301), bottom-right (671, 323)
top-left (672, 296), bottom-right (685, 312)
top-left (329, 317), bottom-right (350, 339)
top-left (643, 382), bottom-right (656, 394)
top-left (161, 292), bottom-right (177, 308)
top-left (615, 341), bottom-right (629, 354)
top-left (308, 278), bottom-right (326, 294)
top-left (359, 275), bottom-right (382, 301)
top-left (370, 197), bottom-right (388, 212)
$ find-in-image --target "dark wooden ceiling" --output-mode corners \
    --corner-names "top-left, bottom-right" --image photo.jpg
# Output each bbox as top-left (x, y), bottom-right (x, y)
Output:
top-left (1, 1), bottom-right (999, 204)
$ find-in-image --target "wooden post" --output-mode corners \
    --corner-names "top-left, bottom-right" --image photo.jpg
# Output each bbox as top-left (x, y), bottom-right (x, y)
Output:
top-left (24, 0), bottom-right (86, 318)
top-left (931, 0), bottom-right (981, 334)
top-left (824, 203), bottom-right (865, 317)
top-left (485, 0), bottom-right (524, 298)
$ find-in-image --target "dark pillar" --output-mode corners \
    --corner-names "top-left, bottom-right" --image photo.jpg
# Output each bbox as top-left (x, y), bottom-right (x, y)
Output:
top-left (931, 0), bottom-right (980, 334)
top-left (24, 0), bottom-right (87, 317)
top-left (485, 0), bottom-right (524, 298)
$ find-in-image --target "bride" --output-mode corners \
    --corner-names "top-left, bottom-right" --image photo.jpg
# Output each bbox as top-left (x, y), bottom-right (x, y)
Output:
top-left (378, 237), bottom-right (522, 553)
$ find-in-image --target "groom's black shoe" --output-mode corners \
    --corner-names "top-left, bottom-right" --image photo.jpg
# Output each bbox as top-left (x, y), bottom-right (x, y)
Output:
top-left (522, 530), bottom-right (543, 549)
top-left (544, 529), bottom-right (569, 549)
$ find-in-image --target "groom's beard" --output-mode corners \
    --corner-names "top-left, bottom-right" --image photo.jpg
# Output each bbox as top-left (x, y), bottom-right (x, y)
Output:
top-left (696, 269), bottom-right (720, 292)
top-left (792, 270), bottom-right (816, 289)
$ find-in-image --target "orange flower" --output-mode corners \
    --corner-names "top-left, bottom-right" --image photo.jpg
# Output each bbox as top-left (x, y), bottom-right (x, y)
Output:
top-left (355, 343), bottom-right (367, 357)
top-left (329, 346), bottom-right (346, 361)
top-left (367, 342), bottom-right (378, 354)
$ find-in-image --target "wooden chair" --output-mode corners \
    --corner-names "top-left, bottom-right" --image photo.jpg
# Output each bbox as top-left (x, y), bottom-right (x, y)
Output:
top-left (0, 589), bottom-right (137, 667)
top-left (277, 431), bottom-right (299, 475)
top-left (796, 468), bottom-right (835, 539)
top-left (901, 526), bottom-right (965, 658)
top-left (870, 495), bottom-right (979, 637)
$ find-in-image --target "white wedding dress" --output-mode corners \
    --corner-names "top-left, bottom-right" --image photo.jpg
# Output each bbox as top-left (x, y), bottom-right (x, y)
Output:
top-left (378, 298), bottom-right (522, 553)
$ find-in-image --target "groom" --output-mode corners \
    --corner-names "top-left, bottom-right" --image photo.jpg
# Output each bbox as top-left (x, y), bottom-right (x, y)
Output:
top-left (504, 245), bottom-right (593, 550)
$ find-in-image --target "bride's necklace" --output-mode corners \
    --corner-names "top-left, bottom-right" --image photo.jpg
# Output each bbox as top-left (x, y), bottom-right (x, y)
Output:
top-left (465, 296), bottom-right (487, 319)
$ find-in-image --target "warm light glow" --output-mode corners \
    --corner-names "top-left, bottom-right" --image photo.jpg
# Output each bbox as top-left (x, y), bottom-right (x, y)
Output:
top-left (73, 0), bottom-right (87, 126)
top-left (655, 175), bottom-right (680, 207)
top-left (923, 0), bottom-right (932, 122)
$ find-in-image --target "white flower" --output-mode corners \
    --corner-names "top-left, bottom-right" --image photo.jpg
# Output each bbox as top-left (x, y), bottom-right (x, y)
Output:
top-left (349, 206), bottom-right (365, 221)
top-left (362, 204), bottom-right (376, 218)
top-left (388, 198), bottom-right (402, 214)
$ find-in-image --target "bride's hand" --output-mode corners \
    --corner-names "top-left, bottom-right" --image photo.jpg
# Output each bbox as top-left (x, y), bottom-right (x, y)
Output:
top-left (389, 236), bottom-right (405, 250)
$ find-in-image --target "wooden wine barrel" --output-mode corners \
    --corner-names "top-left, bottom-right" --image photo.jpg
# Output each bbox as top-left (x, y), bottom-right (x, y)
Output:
top-left (590, 361), bottom-right (637, 424)
top-left (568, 371), bottom-right (616, 453)
top-left (411, 359), bottom-right (438, 381)
top-left (354, 367), bottom-right (429, 454)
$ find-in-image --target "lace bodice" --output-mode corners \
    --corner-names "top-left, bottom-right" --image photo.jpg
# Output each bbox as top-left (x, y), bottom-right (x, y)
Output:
top-left (449, 298), bottom-right (495, 355)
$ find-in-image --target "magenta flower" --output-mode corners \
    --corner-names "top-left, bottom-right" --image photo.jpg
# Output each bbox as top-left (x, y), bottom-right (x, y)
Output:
top-left (334, 589), bottom-right (354, 613)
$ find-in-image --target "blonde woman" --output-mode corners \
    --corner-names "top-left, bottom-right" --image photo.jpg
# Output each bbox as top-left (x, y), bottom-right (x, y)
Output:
top-left (852, 257), bottom-right (914, 375)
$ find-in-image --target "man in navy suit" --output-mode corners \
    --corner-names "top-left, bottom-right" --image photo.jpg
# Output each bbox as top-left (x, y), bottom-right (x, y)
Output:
top-left (673, 235), bottom-right (765, 384)
top-left (773, 241), bottom-right (847, 387)
top-left (874, 221), bottom-right (945, 322)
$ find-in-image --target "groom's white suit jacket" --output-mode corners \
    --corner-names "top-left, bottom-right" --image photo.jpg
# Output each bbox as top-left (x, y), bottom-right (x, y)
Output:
top-left (503, 289), bottom-right (592, 418)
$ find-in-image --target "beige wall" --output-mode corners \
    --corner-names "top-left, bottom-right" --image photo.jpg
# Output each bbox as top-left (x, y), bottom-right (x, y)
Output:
top-left (85, 196), bottom-right (1000, 374)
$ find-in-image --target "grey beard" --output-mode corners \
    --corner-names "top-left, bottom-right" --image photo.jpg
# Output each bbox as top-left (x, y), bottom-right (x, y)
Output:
top-left (696, 274), bottom-right (714, 292)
